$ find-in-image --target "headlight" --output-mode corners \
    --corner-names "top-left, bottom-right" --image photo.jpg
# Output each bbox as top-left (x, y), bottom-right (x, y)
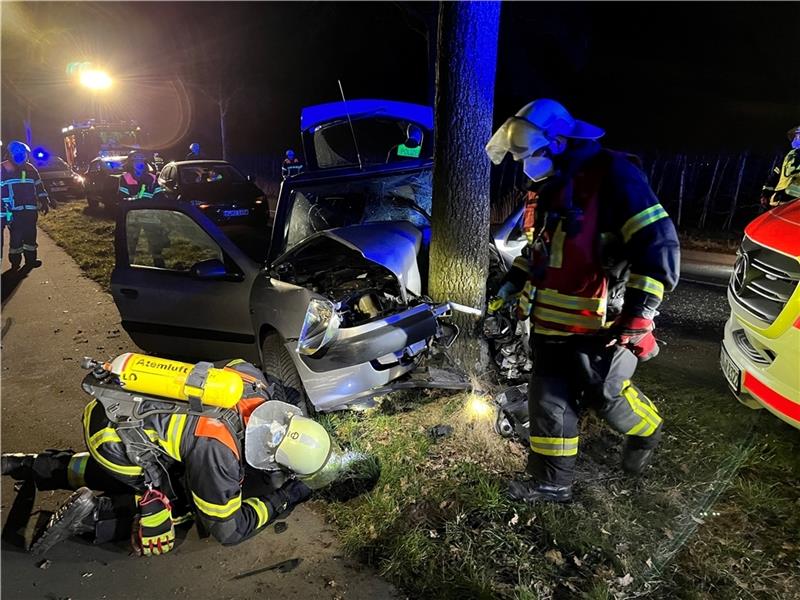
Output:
top-left (73, 174), bottom-right (85, 184)
top-left (254, 195), bottom-right (265, 205)
top-left (297, 299), bottom-right (341, 356)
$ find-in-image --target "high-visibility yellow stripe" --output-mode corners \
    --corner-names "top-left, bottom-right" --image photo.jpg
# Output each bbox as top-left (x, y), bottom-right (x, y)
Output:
top-left (162, 414), bottom-right (187, 461)
top-left (512, 255), bottom-right (530, 274)
top-left (530, 436), bottom-right (579, 456)
top-left (244, 498), bottom-right (270, 528)
top-left (537, 289), bottom-right (605, 312)
top-left (622, 204), bottom-right (669, 242)
top-left (533, 306), bottom-right (604, 329)
top-left (628, 274), bottom-right (665, 301)
top-left (141, 508), bottom-right (172, 529)
top-left (532, 324), bottom-right (575, 336)
top-left (225, 359), bottom-right (246, 367)
top-left (89, 428), bottom-right (122, 447)
top-left (549, 221), bottom-right (566, 269)
top-left (83, 401), bottom-right (143, 477)
top-left (67, 453), bottom-right (90, 489)
top-left (626, 419), bottom-right (650, 436)
top-left (621, 382), bottom-right (662, 436)
top-left (192, 492), bottom-right (241, 519)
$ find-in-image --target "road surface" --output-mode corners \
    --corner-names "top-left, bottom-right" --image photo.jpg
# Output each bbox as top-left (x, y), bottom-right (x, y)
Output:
top-left (1, 229), bottom-right (399, 600)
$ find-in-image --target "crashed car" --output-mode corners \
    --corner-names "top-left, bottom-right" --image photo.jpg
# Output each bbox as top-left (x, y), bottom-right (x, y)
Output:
top-left (111, 100), bottom-right (470, 414)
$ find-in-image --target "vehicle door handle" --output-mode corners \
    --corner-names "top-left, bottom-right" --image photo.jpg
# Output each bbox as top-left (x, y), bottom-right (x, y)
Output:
top-left (120, 288), bottom-right (139, 299)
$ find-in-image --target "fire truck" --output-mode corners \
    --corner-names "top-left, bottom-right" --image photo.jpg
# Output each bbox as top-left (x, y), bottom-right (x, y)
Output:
top-left (61, 119), bottom-right (143, 171)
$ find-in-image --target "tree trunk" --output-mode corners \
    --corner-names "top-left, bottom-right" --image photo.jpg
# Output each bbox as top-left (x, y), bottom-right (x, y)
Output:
top-left (219, 98), bottom-right (229, 161)
top-left (677, 154), bottom-right (686, 228)
top-left (725, 153), bottom-right (747, 230)
top-left (428, 0), bottom-right (501, 374)
top-left (699, 156), bottom-right (721, 229)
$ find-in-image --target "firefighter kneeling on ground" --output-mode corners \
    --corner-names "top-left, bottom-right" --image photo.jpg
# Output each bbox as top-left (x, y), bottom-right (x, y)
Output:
top-left (2, 354), bottom-right (357, 556)
top-left (485, 99), bottom-right (680, 503)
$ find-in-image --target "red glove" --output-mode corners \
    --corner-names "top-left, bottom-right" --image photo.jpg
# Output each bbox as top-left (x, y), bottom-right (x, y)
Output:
top-left (609, 315), bottom-right (659, 362)
top-left (135, 489), bottom-right (175, 556)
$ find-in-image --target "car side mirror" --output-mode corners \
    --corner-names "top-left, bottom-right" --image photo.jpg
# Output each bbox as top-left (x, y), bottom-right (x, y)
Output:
top-left (191, 258), bottom-right (228, 280)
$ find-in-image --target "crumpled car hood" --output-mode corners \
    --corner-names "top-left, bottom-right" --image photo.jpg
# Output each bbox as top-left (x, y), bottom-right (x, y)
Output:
top-left (280, 221), bottom-right (423, 299)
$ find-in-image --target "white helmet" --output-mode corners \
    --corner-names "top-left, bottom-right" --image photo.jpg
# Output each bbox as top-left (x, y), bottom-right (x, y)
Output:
top-left (486, 99), bottom-right (605, 182)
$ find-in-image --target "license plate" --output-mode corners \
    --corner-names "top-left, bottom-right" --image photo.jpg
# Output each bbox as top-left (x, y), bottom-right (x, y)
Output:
top-left (51, 186), bottom-right (67, 192)
top-left (223, 209), bottom-right (249, 217)
top-left (720, 345), bottom-right (741, 392)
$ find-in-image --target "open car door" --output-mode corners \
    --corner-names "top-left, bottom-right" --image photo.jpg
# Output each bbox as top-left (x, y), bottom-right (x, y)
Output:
top-left (111, 200), bottom-right (262, 362)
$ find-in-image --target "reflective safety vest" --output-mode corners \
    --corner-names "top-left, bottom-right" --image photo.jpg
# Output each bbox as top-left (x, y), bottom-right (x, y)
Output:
top-left (1, 160), bottom-right (48, 219)
top-left (119, 172), bottom-right (163, 200)
top-left (521, 156), bottom-right (612, 336)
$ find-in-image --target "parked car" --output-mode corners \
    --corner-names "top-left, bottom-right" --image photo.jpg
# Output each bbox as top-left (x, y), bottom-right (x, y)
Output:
top-left (111, 100), bottom-right (472, 414)
top-left (157, 160), bottom-right (267, 225)
top-left (33, 156), bottom-right (85, 200)
top-left (84, 155), bottom-right (156, 211)
top-left (721, 200), bottom-right (800, 429)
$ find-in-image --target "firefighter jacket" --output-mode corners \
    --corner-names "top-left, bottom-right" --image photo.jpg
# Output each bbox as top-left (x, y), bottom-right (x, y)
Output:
top-left (504, 141), bottom-right (680, 336)
top-left (1, 160), bottom-right (50, 222)
top-left (81, 360), bottom-right (285, 545)
top-left (118, 171), bottom-right (164, 202)
top-left (762, 149), bottom-right (800, 205)
top-left (281, 158), bottom-right (303, 179)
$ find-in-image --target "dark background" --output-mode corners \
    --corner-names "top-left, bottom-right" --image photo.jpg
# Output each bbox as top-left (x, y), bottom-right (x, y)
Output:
top-left (2, 1), bottom-right (798, 161)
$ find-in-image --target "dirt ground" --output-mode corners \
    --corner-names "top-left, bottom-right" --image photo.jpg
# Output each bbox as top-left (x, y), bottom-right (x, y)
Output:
top-left (0, 229), bottom-right (399, 600)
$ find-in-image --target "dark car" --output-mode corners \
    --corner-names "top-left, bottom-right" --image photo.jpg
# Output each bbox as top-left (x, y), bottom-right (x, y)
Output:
top-left (33, 156), bottom-right (85, 200)
top-left (84, 155), bottom-right (156, 211)
top-left (157, 160), bottom-right (267, 225)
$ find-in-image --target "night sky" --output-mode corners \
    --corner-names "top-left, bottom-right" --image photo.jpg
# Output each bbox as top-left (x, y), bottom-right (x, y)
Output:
top-left (2, 2), bottom-right (798, 161)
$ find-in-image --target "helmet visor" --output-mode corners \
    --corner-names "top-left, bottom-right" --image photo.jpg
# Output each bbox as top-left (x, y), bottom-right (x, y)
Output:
top-left (244, 400), bottom-right (303, 470)
top-left (486, 117), bottom-right (550, 165)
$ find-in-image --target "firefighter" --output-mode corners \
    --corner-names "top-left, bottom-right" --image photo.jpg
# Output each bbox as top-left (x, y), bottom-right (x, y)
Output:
top-left (1, 141), bottom-right (54, 269)
top-left (118, 150), bottom-right (163, 202)
top-left (1, 359), bottom-right (343, 556)
top-left (760, 125), bottom-right (800, 209)
top-left (281, 149), bottom-right (303, 179)
top-left (185, 142), bottom-right (206, 161)
top-left (485, 99), bottom-right (680, 503)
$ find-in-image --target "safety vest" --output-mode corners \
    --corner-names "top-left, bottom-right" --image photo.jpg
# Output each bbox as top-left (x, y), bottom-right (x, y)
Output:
top-left (1, 160), bottom-right (46, 217)
top-left (776, 149), bottom-right (800, 199)
top-left (119, 172), bottom-right (162, 200)
top-left (520, 154), bottom-right (612, 336)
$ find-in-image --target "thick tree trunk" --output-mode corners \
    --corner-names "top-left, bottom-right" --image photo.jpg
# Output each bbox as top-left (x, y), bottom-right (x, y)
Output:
top-left (219, 99), bottom-right (229, 161)
top-left (428, 0), bottom-right (501, 374)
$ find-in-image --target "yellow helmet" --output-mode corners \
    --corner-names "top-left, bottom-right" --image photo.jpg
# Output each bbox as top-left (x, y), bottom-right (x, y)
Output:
top-left (244, 400), bottom-right (331, 476)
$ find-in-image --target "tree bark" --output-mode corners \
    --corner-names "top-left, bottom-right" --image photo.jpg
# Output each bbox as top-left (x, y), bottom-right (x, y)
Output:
top-left (428, 0), bottom-right (501, 374)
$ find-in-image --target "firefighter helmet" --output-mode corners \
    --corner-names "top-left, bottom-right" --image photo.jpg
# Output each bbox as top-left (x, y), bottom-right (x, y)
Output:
top-left (788, 125), bottom-right (800, 149)
top-left (7, 140), bottom-right (31, 165)
top-left (189, 142), bottom-right (200, 155)
top-left (245, 400), bottom-right (331, 477)
top-left (486, 99), bottom-right (605, 182)
top-left (285, 149), bottom-right (295, 160)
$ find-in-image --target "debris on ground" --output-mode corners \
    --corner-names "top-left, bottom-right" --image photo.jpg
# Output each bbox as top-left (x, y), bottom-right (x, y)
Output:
top-left (231, 558), bottom-right (302, 580)
top-left (274, 521), bottom-right (288, 534)
top-left (428, 424), bottom-right (453, 441)
top-left (36, 559), bottom-right (51, 570)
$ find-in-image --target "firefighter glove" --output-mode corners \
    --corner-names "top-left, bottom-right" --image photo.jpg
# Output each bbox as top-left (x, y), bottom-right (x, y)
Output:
top-left (610, 315), bottom-right (659, 362)
top-left (137, 489), bottom-right (175, 556)
top-left (487, 282), bottom-right (518, 314)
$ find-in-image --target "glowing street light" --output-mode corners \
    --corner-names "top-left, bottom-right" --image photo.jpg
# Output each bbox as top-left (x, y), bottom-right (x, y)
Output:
top-left (79, 69), bottom-right (112, 90)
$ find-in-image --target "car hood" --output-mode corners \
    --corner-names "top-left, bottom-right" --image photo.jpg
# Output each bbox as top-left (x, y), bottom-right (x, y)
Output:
top-left (276, 221), bottom-right (423, 300)
top-left (179, 182), bottom-right (259, 203)
top-left (40, 170), bottom-right (74, 180)
top-left (745, 200), bottom-right (800, 258)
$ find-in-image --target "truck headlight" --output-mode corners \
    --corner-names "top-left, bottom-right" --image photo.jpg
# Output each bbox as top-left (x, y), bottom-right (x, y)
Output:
top-left (297, 299), bottom-right (341, 356)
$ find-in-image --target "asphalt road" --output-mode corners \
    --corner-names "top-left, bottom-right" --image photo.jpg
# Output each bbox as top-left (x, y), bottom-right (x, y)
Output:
top-left (1, 229), bottom-right (399, 600)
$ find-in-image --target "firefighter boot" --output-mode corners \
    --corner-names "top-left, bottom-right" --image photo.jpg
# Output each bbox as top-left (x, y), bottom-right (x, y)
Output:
top-left (622, 425), bottom-right (663, 475)
top-left (508, 479), bottom-right (573, 504)
top-left (8, 253), bottom-right (22, 270)
top-left (23, 249), bottom-right (41, 269)
top-left (30, 488), bottom-right (108, 555)
top-left (1, 453), bottom-right (37, 480)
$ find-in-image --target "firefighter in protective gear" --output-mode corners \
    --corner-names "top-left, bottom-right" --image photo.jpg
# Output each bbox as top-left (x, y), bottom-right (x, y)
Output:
top-left (117, 151), bottom-right (164, 202)
top-left (1, 359), bottom-right (338, 556)
top-left (486, 99), bottom-right (680, 503)
top-left (760, 125), bottom-right (800, 209)
top-left (1, 141), bottom-right (54, 268)
top-left (281, 149), bottom-right (303, 179)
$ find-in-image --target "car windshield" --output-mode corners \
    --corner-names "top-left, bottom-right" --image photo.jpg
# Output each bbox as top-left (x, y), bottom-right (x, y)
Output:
top-left (36, 157), bottom-right (71, 172)
top-left (102, 159), bottom-right (125, 173)
top-left (282, 168), bottom-right (432, 253)
top-left (179, 164), bottom-right (245, 185)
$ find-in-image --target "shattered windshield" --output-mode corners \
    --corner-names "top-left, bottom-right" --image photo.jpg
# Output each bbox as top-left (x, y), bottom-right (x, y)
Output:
top-left (282, 169), bottom-right (432, 253)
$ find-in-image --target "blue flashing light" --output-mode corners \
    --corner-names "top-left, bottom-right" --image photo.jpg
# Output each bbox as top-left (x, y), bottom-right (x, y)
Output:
top-left (33, 147), bottom-right (50, 163)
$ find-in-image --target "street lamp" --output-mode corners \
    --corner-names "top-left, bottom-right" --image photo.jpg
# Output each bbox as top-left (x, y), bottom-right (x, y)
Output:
top-left (79, 69), bottom-right (112, 90)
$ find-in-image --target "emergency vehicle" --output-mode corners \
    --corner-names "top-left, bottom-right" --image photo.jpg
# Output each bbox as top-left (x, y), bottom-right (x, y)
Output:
top-left (721, 200), bottom-right (800, 429)
top-left (61, 119), bottom-right (142, 172)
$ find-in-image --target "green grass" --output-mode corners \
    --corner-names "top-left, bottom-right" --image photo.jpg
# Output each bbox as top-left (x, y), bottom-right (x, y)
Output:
top-left (38, 200), bottom-right (116, 290)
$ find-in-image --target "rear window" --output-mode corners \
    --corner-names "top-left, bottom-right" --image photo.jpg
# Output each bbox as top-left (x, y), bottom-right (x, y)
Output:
top-left (313, 119), bottom-right (425, 169)
top-left (179, 164), bottom-right (245, 185)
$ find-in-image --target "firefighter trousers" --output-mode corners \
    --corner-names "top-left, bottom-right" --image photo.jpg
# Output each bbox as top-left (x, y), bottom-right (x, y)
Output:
top-left (527, 334), bottom-right (663, 487)
top-left (8, 210), bottom-right (38, 266)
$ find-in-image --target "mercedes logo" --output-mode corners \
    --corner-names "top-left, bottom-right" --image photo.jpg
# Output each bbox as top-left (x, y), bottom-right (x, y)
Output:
top-left (732, 252), bottom-right (749, 295)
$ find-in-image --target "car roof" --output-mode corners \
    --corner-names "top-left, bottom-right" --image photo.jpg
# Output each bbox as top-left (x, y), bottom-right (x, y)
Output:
top-left (169, 160), bottom-right (233, 167)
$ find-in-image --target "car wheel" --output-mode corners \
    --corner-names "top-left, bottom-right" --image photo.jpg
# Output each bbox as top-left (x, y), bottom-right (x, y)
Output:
top-left (261, 332), bottom-right (314, 416)
top-left (87, 196), bottom-right (100, 211)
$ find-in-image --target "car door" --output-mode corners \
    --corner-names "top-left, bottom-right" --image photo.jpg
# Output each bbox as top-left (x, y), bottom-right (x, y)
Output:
top-left (111, 201), bottom-right (262, 362)
top-left (86, 160), bottom-right (102, 199)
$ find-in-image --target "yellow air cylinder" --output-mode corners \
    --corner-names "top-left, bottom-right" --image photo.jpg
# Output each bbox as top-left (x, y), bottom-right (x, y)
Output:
top-left (108, 353), bottom-right (243, 409)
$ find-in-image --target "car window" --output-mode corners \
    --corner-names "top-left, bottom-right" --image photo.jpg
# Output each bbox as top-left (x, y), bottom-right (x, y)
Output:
top-left (282, 169), bottom-right (432, 253)
top-left (89, 161), bottom-right (102, 173)
top-left (126, 209), bottom-right (223, 271)
top-left (179, 164), bottom-right (245, 185)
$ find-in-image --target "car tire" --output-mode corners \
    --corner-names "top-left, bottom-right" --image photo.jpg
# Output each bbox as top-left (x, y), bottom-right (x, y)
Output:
top-left (261, 332), bottom-right (314, 416)
top-left (87, 196), bottom-right (100, 211)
